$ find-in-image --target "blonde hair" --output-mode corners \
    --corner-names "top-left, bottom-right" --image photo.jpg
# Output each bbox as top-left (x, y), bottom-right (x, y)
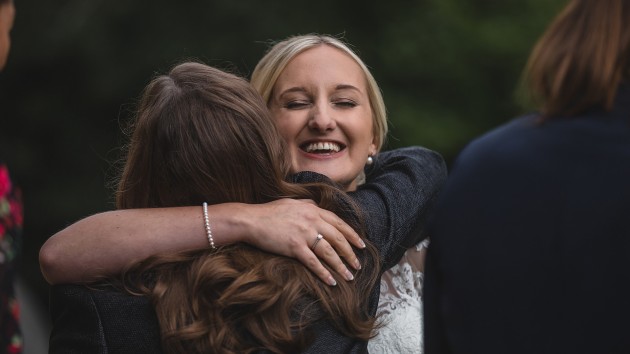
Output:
top-left (251, 34), bottom-right (388, 152)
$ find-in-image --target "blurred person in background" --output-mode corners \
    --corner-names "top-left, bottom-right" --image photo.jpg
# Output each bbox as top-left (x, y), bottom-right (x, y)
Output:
top-left (424, 0), bottom-right (630, 353)
top-left (0, 0), bottom-right (13, 70)
top-left (1, 0), bottom-right (23, 353)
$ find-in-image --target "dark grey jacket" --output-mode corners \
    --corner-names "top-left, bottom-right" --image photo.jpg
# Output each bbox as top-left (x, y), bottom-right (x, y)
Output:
top-left (49, 146), bottom-right (447, 354)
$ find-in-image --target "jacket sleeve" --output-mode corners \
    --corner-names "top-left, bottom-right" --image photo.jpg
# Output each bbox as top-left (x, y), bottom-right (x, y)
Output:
top-left (49, 285), bottom-right (109, 354)
top-left (48, 284), bottom-right (163, 354)
top-left (351, 146), bottom-right (447, 270)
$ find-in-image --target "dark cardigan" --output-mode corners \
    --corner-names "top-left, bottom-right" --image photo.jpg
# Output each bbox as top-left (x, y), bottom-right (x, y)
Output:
top-left (49, 146), bottom-right (447, 354)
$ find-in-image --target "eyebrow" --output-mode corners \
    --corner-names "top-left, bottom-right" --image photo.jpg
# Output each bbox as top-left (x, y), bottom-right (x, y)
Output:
top-left (278, 87), bottom-right (308, 97)
top-left (335, 84), bottom-right (362, 93)
top-left (277, 84), bottom-right (363, 98)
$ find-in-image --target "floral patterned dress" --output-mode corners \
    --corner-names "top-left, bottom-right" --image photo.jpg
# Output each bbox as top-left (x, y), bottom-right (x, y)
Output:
top-left (0, 163), bottom-right (23, 354)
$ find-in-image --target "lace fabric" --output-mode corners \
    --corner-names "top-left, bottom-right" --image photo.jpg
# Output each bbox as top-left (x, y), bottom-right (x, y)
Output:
top-left (368, 239), bottom-right (428, 354)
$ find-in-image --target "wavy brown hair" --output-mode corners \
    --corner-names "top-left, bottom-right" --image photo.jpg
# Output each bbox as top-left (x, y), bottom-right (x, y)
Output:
top-left (117, 62), bottom-right (380, 353)
top-left (523, 0), bottom-right (630, 119)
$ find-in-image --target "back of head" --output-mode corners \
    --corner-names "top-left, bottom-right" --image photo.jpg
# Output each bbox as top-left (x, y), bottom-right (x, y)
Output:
top-left (116, 62), bottom-right (290, 209)
top-left (524, 0), bottom-right (630, 119)
top-left (118, 62), bottom-right (380, 353)
top-left (251, 34), bottom-right (389, 152)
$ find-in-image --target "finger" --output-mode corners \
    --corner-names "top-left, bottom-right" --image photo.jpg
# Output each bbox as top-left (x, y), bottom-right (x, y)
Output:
top-left (311, 237), bottom-right (355, 282)
top-left (320, 209), bottom-right (366, 250)
top-left (319, 210), bottom-right (364, 270)
top-left (316, 221), bottom-right (361, 271)
top-left (294, 247), bottom-right (338, 286)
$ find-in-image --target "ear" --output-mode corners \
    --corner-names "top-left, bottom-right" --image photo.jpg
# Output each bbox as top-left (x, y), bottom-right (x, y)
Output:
top-left (369, 124), bottom-right (380, 155)
top-left (368, 139), bottom-right (377, 156)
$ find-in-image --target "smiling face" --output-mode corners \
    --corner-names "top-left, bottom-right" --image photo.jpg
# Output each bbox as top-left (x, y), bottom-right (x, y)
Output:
top-left (269, 45), bottom-right (376, 191)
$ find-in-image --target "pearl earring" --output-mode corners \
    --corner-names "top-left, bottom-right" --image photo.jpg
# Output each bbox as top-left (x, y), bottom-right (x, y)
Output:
top-left (366, 155), bottom-right (374, 165)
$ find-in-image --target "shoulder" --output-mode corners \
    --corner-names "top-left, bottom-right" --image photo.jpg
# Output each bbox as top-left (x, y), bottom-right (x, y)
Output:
top-left (367, 146), bottom-right (448, 189)
top-left (461, 114), bottom-right (538, 155)
top-left (49, 284), bottom-right (162, 354)
top-left (451, 114), bottom-right (540, 172)
top-left (374, 146), bottom-right (446, 170)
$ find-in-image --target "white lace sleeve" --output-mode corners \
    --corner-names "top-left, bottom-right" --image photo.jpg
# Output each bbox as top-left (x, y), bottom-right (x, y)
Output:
top-left (368, 239), bottom-right (429, 354)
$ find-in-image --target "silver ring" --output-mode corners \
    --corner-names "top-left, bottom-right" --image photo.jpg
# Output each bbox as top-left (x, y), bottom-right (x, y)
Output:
top-left (311, 233), bottom-right (323, 251)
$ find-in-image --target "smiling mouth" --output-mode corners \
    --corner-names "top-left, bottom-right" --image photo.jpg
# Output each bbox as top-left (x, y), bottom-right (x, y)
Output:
top-left (301, 141), bottom-right (344, 154)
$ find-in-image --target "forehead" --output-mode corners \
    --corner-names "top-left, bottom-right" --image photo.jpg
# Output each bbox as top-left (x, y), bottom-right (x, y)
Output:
top-left (275, 45), bottom-right (367, 91)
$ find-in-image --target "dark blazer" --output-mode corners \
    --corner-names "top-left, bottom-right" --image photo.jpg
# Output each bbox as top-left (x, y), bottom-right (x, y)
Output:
top-left (49, 285), bottom-right (162, 354)
top-left (424, 85), bottom-right (630, 354)
top-left (49, 146), bottom-right (447, 354)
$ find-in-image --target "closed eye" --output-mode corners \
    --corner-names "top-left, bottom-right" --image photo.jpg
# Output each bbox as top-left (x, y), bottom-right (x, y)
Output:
top-left (284, 100), bottom-right (311, 109)
top-left (333, 100), bottom-right (358, 108)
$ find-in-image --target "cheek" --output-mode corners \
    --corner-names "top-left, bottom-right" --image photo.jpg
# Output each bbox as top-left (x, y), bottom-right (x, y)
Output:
top-left (352, 114), bottom-right (375, 147)
top-left (273, 114), bottom-right (304, 147)
top-left (274, 121), bottom-right (297, 147)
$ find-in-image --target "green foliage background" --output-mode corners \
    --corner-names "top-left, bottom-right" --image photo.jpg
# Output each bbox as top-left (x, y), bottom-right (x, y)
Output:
top-left (0, 0), bottom-right (566, 306)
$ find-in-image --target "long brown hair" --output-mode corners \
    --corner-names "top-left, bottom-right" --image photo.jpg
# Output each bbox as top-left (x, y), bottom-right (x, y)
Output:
top-left (523, 0), bottom-right (630, 119)
top-left (117, 62), bottom-right (380, 353)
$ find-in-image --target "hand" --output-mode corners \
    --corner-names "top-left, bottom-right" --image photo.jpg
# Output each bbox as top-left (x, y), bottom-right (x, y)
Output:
top-left (240, 199), bottom-right (365, 286)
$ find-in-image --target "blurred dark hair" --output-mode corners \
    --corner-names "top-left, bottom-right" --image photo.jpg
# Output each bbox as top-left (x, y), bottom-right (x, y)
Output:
top-left (523, 0), bottom-right (630, 119)
top-left (117, 62), bottom-right (380, 353)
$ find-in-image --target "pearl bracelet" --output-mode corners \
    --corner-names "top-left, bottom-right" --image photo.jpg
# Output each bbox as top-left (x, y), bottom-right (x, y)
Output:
top-left (202, 202), bottom-right (216, 250)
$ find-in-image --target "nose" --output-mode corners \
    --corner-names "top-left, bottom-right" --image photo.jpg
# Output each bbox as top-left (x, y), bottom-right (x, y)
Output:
top-left (308, 102), bottom-right (337, 132)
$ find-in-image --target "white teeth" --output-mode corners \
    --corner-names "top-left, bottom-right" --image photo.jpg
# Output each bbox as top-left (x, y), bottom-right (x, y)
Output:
top-left (305, 142), bottom-right (341, 153)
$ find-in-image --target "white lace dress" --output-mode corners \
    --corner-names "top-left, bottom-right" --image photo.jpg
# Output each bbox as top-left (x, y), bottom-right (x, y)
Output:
top-left (368, 239), bottom-right (429, 354)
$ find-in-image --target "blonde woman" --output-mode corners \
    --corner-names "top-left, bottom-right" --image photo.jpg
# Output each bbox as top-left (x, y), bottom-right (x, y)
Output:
top-left (42, 35), bottom-right (446, 353)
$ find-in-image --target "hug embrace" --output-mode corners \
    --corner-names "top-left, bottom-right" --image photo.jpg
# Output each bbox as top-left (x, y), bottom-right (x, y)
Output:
top-left (41, 34), bottom-right (446, 353)
top-left (38, 0), bottom-right (630, 353)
